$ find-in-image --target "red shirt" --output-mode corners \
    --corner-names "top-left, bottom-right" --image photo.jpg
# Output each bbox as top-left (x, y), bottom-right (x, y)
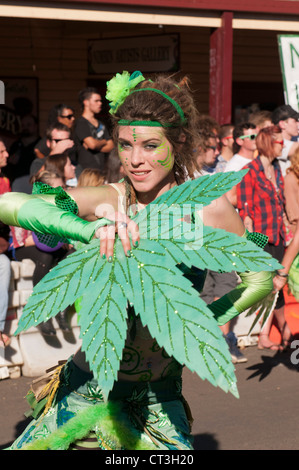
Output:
top-left (0, 175), bottom-right (11, 195)
top-left (237, 156), bottom-right (286, 246)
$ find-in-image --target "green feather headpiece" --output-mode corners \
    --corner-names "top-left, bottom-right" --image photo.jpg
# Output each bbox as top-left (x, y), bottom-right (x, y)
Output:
top-left (106, 70), bottom-right (186, 127)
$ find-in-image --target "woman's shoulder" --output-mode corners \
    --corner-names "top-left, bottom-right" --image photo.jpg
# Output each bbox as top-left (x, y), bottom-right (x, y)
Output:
top-left (108, 181), bottom-right (126, 196)
top-left (202, 194), bottom-right (245, 235)
top-left (284, 170), bottom-right (298, 185)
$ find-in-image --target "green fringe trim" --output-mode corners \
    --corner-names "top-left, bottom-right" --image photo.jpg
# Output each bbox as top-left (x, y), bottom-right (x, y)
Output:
top-left (22, 401), bottom-right (156, 451)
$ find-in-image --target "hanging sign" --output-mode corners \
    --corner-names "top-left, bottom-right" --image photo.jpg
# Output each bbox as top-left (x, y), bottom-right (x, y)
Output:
top-left (88, 34), bottom-right (179, 75)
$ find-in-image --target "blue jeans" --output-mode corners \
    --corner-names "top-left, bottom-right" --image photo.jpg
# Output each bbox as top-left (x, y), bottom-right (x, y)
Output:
top-left (0, 254), bottom-right (11, 332)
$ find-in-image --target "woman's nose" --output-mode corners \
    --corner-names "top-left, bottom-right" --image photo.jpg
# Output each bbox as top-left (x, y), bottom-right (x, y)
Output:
top-left (131, 148), bottom-right (145, 165)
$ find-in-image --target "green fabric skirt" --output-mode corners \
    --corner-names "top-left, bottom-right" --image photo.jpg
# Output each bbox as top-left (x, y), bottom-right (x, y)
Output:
top-left (8, 359), bottom-right (193, 450)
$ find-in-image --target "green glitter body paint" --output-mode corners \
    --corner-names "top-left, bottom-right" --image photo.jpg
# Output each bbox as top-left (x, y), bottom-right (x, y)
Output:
top-left (157, 147), bottom-right (173, 169)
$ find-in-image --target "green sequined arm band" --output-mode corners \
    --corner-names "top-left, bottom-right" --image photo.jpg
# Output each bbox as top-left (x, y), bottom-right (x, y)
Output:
top-left (0, 191), bottom-right (111, 245)
top-left (208, 229), bottom-right (273, 326)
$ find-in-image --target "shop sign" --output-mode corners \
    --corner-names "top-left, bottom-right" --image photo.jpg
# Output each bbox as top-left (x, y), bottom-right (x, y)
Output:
top-left (88, 34), bottom-right (179, 75)
top-left (278, 35), bottom-right (299, 111)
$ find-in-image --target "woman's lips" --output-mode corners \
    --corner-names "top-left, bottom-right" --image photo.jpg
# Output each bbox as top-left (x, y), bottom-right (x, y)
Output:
top-left (130, 170), bottom-right (151, 181)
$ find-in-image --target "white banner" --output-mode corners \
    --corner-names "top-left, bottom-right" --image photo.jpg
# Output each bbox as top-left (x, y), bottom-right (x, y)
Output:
top-left (278, 35), bottom-right (299, 112)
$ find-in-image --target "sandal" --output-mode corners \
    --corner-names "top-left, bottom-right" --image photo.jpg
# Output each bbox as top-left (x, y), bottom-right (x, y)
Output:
top-left (258, 334), bottom-right (283, 351)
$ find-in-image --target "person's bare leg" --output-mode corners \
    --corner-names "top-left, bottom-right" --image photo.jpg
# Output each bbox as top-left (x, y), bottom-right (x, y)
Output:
top-left (258, 311), bottom-right (282, 350)
top-left (274, 306), bottom-right (292, 347)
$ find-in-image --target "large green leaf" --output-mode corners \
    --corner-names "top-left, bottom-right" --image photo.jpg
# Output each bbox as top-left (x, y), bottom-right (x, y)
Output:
top-left (78, 254), bottom-right (129, 399)
top-left (133, 171), bottom-right (247, 236)
top-left (14, 171), bottom-right (278, 398)
top-left (137, 171), bottom-right (248, 217)
top-left (15, 242), bottom-right (104, 334)
top-left (120, 238), bottom-right (238, 397)
top-left (160, 224), bottom-right (281, 273)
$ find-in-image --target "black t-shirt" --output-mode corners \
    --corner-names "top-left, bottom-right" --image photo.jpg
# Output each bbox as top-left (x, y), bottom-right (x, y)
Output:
top-left (74, 116), bottom-right (111, 171)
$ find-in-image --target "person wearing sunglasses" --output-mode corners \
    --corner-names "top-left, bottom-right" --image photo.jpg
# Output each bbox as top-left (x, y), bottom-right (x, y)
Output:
top-left (225, 122), bottom-right (258, 207)
top-left (34, 104), bottom-right (76, 161)
top-left (57, 107), bottom-right (75, 130)
top-left (237, 125), bottom-right (292, 351)
top-left (30, 123), bottom-right (77, 182)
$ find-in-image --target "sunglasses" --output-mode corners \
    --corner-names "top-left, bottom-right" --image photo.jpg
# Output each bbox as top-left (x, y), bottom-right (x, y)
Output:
top-left (239, 134), bottom-right (257, 141)
top-left (274, 140), bottom-right (284, 145)
top-left (60, 114), bottom-right (75, 120)
top-left (51, 138), bottom-right (69, 143)
top-left (224, 135), bottom-right (233, 140)
top-left (207, 145), bottom-right (217, 151)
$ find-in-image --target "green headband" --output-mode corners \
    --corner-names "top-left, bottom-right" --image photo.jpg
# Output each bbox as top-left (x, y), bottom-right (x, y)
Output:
top-left (106, 71), bottom-right (187, 128)
top-left (121, 87), bottom-right (187, 127)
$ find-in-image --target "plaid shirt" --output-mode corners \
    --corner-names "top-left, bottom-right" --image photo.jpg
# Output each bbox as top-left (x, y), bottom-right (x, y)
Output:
top-left (237, 156), bottom-right (286, 246)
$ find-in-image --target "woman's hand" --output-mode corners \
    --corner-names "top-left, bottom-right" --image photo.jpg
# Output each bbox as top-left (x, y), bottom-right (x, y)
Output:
top-left (272, 273), bottom-right (287, 293)
top-left (95, 211), bottom-right (140, 261)
top-left (244, 215), bottom-right (253, 232)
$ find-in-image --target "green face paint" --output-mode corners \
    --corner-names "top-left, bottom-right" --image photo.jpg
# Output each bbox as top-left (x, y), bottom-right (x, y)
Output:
top-left (157, 146), bottom-right (173, 170)
top-left (118, 143), bottom-right (129, 166)
top-left (152, 140), bottom-right (174, 170)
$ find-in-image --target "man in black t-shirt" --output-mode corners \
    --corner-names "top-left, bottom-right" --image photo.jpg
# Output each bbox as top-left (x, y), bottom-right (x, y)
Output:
top-left (74, 87), bottom-right (114, 172)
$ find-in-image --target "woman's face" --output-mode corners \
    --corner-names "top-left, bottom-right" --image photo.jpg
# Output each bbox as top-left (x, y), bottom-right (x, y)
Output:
top-left (64, 157), bottom-right (76, 180)
top-left (272, 133), bottom-right (284, 159)
top-left (118, 126), bottom-right (176, 203)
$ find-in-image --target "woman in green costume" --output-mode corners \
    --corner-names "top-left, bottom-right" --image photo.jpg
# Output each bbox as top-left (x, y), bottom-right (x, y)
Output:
top-left (0, 72), bottom-right (280, 450)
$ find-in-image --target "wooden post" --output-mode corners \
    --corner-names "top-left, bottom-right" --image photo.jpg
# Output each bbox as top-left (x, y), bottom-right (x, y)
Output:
top-left (209, 11), bottom-right (233, 124)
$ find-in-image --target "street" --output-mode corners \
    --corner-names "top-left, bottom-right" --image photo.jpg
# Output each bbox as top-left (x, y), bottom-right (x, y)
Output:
top-left (1, 344), bottom-right (299, 450)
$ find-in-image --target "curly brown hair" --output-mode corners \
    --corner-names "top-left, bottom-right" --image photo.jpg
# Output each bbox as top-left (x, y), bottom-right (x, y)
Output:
top-left (110, 74), bottom-right (200, 177)
top-left (287, 146), bottom-right (299, 181)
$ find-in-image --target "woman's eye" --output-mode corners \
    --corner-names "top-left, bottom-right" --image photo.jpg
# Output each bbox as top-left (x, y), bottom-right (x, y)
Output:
top-left (118, 142), bottom-right (130, 150)
top-left (145, 143), bottom-right (159, 150)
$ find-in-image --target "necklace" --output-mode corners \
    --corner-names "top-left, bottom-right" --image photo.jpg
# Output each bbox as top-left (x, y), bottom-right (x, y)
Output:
top-left (265, 165), bottom-right (275, 181)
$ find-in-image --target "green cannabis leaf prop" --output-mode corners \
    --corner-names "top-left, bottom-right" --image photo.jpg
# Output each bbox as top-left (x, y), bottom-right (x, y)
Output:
top-left (15, 172), bottom-right (281, 399)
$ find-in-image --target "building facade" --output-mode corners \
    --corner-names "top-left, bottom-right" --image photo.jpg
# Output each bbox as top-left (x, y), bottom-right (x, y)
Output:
top-left (1, 0), bottom-right (299, 141)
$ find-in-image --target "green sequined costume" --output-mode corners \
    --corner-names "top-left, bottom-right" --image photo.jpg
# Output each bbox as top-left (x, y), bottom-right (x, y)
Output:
top-left (0, 173), bottom-right (281, 450)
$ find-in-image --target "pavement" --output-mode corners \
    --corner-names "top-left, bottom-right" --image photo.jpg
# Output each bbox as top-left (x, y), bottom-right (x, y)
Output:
top-left (1, 343), bottom-right (299, 450)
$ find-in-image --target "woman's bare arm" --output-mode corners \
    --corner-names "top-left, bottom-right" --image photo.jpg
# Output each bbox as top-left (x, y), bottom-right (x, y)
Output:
top-left (68, 184), bottom-right (124, 221)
